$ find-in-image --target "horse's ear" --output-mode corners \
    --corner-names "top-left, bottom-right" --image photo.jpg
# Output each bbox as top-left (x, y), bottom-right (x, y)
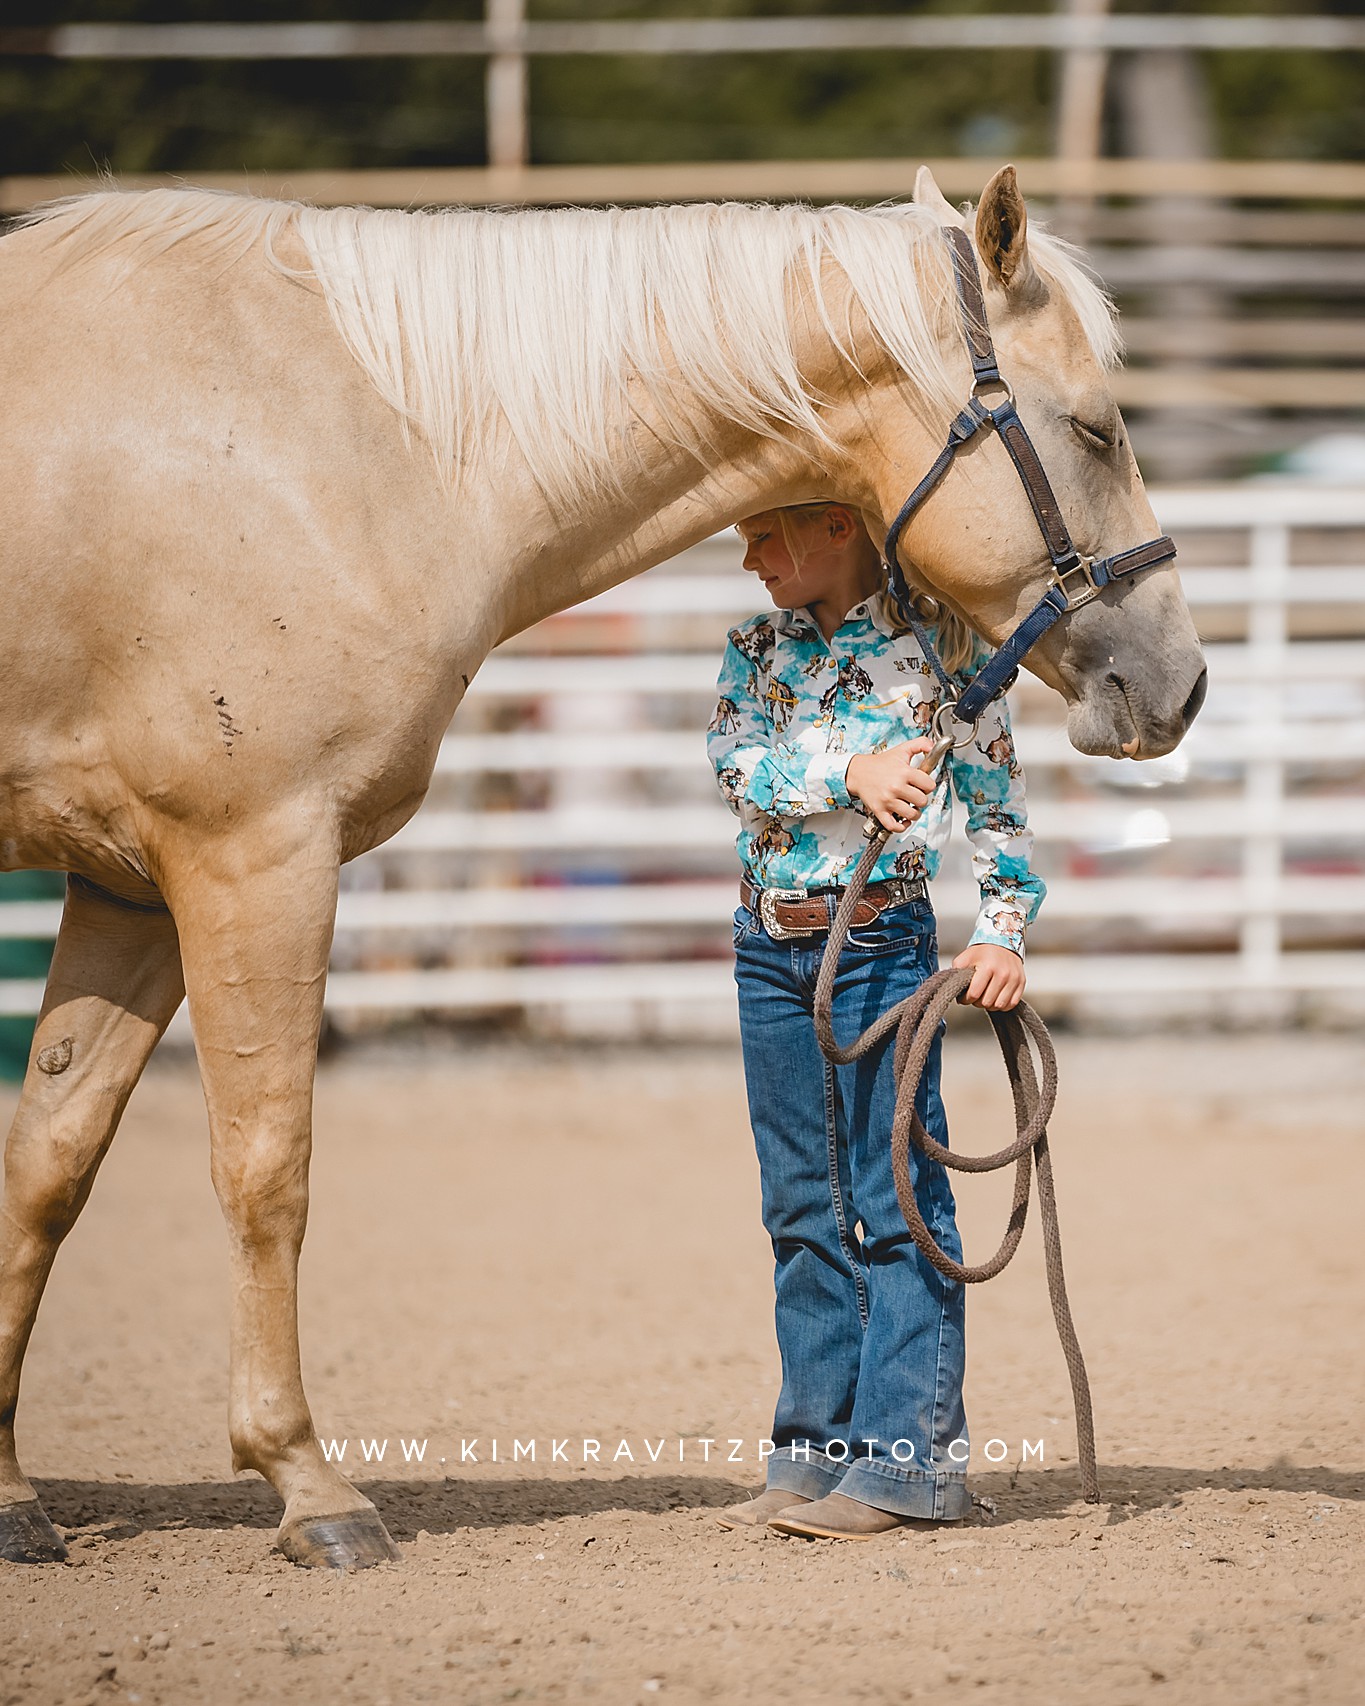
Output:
top-left (974, 164), bottom-right (1035, 290)
top-left (912, 165), bottom-right (959, 222)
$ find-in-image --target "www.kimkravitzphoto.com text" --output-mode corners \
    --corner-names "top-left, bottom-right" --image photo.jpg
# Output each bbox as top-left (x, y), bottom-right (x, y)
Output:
top-left (313, 1436), bottom-right (1051, 1469)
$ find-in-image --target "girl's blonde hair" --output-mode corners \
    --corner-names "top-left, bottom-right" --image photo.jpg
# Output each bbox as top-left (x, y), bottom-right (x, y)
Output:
top-left (752, 503), bottom-right (981, 678)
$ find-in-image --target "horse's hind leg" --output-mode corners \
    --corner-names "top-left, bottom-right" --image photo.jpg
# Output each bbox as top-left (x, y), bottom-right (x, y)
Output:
top-left (172, 846), bottom-right (398, 1571)
top-left (0, 879), bottom-right (184, 1563)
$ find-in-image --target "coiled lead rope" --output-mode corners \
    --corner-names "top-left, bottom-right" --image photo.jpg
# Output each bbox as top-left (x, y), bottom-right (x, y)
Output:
top-left (813, 821), bottom-right (1100, 1504)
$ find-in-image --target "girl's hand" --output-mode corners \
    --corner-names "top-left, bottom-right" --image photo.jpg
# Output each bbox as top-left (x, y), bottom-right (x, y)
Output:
top-left (952, 943), bottom-right (1025, 1011)
top-left (846, 738), bottom-right (938, 833)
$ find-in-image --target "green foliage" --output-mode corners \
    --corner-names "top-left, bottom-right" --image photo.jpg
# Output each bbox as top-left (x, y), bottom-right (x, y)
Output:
top-left (1, 0), bottom-right (1363, 175)
top-left (1203, 51), bottom-right (1365, 161)
top-left (2, 1), bottom-right (486, 173)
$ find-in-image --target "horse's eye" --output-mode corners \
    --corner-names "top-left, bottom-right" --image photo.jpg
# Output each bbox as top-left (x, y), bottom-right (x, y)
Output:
top-left (1070, 417), bottom-right (1116, 451)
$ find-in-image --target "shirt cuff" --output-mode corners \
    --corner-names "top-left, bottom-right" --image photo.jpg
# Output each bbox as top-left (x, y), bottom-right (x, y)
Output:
top-left (968, 922), bottom-right (1026, 958)
top-left (805, 752), bottom-right (853, 810)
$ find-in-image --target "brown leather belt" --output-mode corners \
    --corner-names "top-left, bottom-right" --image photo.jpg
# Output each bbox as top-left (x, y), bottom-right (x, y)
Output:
top-left (740, 875), bottom-right (927, 941)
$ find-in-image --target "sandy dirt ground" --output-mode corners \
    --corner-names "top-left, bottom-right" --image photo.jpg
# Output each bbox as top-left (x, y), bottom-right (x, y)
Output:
top-left (0, 1026), bottom-right (1362, 1706)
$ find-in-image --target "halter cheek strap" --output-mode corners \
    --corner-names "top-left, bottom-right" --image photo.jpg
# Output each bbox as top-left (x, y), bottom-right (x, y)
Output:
top-left (884, 225), bottom-right (1176, 727)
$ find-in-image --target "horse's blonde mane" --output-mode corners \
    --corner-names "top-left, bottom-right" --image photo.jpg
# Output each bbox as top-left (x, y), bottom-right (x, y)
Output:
top-left (25, 186), bottom-right (1120, 511)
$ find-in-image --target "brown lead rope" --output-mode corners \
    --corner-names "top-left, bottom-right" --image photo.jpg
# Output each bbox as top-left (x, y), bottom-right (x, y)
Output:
top-left (813, 824), bottom-right (1101, 1504)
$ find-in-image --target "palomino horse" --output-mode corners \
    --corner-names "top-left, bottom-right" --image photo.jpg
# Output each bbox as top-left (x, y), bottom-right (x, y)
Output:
top-left (0, 165), bottom-right (1205, 1570)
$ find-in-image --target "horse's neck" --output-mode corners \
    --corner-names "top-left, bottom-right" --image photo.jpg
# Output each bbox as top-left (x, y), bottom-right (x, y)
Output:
top-left (484, 404), bottom-right (832, 645)
top-left (484, 328), bottom-right (910, 642)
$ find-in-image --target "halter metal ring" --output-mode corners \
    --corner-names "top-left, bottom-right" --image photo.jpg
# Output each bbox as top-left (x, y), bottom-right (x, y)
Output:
top-left (970, 373), bottom-right (1015, 407)
top-left (932, 698), bottom-right (981, 748)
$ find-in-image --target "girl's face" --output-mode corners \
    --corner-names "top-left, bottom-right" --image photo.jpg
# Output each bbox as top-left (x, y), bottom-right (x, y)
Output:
top-left (736, 508), bottom-right (866, 611)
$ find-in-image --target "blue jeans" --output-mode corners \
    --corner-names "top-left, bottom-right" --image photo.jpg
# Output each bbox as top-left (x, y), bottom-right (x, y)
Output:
top-left (733, 891), bottom-right (970, 1521)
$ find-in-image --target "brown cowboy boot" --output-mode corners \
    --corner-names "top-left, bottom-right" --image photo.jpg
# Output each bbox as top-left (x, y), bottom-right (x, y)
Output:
top-left (714, 1488), bottom-right (813, 1530)
top-left (768, 1491), bottom-right (937, 1540)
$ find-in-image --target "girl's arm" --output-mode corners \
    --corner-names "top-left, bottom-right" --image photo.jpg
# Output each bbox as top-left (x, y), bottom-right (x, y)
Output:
top-left (708, 630), bottom-right (853, 818)
top-left (948, 690), bottom-right (1047, 1010)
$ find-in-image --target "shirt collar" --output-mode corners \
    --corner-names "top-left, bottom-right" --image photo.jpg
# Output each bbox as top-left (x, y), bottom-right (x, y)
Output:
top-left (771, 584), bottom-right (898, 641)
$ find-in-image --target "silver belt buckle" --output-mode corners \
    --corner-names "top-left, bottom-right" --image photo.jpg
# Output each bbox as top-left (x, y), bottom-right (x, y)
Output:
top-left (759, 886), bottom-right (817, 941)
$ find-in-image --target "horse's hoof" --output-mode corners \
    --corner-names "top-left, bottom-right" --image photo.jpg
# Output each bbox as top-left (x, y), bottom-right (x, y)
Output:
top-left (278, 1510), bottom-right (400, 1570)
top-left (0, 1498), bottom-right (68, 1564)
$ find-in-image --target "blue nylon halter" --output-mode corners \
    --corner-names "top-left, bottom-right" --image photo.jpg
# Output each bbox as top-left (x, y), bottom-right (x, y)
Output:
top-left (884, 226), bottom-right (1177, 729)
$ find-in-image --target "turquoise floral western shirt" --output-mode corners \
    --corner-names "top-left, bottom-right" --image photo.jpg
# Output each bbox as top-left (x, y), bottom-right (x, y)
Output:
top-left (707, 587), bottom-right (1046, 955)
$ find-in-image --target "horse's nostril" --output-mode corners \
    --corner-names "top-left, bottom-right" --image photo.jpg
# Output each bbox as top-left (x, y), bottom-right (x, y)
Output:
top-left (1181, 666), bottom-right (1209, 731)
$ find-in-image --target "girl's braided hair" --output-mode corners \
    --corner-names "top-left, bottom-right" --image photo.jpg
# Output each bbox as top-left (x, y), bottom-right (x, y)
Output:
top-left (883, 578), bottom-right (980, 678)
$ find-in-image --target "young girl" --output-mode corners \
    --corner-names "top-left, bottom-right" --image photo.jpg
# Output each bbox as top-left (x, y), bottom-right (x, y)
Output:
top-left (709, 501), bottom-right (1045, 1540)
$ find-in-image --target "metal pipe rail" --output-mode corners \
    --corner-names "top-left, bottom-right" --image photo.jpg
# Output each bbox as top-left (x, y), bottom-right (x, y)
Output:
top-left (13, 13), bottom-right (1365, 60)
top-left (2, 871), bottom-right (1363, 945)
top-left (9, 157), bottom-right (1365, 218)
top-left (7, 15), bottom-right (1365, 59)
top-left (464, 639), bottom-right (1365, 699)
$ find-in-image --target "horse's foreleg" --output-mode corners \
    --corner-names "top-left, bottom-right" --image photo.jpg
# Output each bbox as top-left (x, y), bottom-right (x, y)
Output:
top-left (0, 879), bottom-right (184, 1563)
top-left (173, 849), bottom-right (398, 1571)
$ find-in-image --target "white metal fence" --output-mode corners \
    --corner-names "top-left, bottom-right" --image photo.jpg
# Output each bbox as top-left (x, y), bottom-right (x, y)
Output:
top-left (2, 483), bottom-right (1363, 1028)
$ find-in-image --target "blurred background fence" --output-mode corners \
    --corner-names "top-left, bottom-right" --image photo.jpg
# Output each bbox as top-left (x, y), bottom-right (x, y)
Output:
top-left (2, 485), bottom-right (1362, 1036)
top-left (285, 481), bottom-right (1365, 1032)
top-left (2, 3), bottom-right (1364, 1043)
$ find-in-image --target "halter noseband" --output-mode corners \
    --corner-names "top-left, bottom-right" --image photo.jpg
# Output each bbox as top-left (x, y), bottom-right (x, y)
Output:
top-left (885, 225), bottom-right (1176, 729)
